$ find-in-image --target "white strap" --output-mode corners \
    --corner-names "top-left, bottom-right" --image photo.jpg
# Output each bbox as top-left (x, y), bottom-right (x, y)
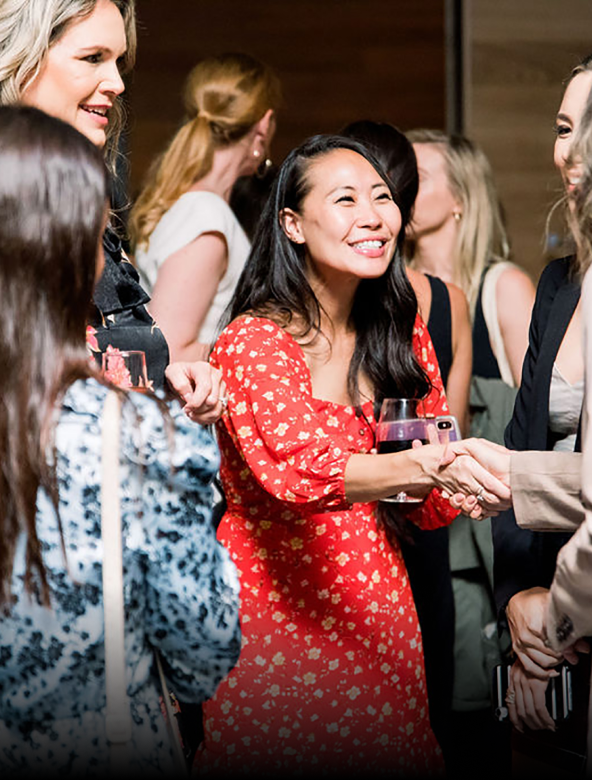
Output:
top-left (481, 261), bottom-right (516, 387)
top-left (101, 391), bottom-right (133, 763)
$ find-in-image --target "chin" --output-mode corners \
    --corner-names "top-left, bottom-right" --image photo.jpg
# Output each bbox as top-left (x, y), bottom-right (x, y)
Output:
top-left (75, 122), bottom-right (107, 149)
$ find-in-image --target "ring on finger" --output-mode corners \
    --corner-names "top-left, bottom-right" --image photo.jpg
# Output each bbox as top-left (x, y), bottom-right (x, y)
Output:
top-left (476, 486), bottom-right (485, 503)
top-left (505, 688), bottom-right (516, 705)
top-left (220, 396), bottom-right (228, 409)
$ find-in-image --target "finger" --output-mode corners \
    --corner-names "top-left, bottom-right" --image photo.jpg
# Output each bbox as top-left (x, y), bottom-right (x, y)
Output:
top-left (425, 423), bottom-right (440, 446)
top-left (438, 444), bottom-right (457, 467)
top-left (411, 438), bottom-right (424, 449)
top-left (183, 365), bottom-right (221, 411)
top-left (516, 650), bottom-right (561, 680)
top-left (532, 681), bottom-right (556, 731)
top-left (513, 671), bottom-right (531, 733)
top-left (165, 362), bottom-right (197, 402)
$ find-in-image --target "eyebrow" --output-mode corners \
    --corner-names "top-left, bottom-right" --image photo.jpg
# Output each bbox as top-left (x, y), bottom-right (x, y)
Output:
top-left (327, 182), bottom-right (388, 196)
top-left (555, 112), bottom-right (572, 124)
top-left (77, 45), bottom-right (127, 57)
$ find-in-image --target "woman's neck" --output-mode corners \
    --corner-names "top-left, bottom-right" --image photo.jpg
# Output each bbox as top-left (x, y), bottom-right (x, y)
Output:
top-left (410, 222), bottom-right (458, 285)
top-left (188, 142), bottom-right (249, 201)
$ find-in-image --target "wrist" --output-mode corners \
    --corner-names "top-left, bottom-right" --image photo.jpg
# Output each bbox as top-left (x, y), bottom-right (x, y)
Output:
top-left (407, 444), bottom-right (443, 489)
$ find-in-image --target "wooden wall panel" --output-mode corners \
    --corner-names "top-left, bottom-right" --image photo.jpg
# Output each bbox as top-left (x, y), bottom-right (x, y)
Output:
top-left (466, 0), bottom-right (592, 281)
top-left (128, 0), bottom-right (446, 195)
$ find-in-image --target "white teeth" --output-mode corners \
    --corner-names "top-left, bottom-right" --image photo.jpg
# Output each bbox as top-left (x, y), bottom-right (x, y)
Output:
top-left (354, 240), bottom-right (383, 249)
top-left (82, 106), bottom-right (108, 116)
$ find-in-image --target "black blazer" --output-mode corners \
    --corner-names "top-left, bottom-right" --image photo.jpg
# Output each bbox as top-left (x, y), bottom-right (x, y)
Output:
top-left (492, 256), bottom-right (581, 613)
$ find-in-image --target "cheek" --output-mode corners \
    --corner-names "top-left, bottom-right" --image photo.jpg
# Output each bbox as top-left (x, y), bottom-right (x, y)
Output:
top-left (554, 139), bottom-right (567, 172)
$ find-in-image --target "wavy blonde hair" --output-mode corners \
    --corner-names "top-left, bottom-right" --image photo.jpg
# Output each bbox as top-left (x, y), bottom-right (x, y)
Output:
top-left (130, 52), bottom-right (281, 251)
top-left (0, 0), bottom-right (136, 170)
top-left (546, 54), bottom-right (592, 274)
top-left (567, 76), bottom-right (592, 278)
top-left (406, 129), bottom-right (510, 317)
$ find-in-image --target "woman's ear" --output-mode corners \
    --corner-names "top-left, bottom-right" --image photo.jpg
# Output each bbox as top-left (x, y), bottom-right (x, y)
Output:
top-left (256, 109), bottom-right (276, 144)
top-left (280, 208), bottom-right (305, 244)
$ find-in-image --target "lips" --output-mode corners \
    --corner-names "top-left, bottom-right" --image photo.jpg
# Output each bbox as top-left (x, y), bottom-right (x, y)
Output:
top-left (80, 104), bottom-right (110, 125)
top-left (350, 238), bottom-right (389, 257)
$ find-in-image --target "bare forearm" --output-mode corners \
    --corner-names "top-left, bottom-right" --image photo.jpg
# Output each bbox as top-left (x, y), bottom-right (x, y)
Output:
top-left (344, 449), bottom-right (436, 503)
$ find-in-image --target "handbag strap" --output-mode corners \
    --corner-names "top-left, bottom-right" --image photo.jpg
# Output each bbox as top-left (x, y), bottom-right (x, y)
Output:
top-left (101, 389), bottom-right (187, 777)
top-left (101, 390), bottom-right (133, 766)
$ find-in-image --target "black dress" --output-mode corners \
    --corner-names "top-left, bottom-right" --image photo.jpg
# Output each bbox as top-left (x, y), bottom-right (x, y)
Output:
top-left (89, 228), bottom-right (169, 389)
top-left (400, 274), bottom-right (455, 756)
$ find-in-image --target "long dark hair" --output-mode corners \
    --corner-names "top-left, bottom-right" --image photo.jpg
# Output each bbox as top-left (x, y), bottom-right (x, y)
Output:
top-left (0, 105), bottom-right (108, 605)
top-left (226, 133), bottom-right (430, 409)
top-left (340, 120), bottom-right (419, 225)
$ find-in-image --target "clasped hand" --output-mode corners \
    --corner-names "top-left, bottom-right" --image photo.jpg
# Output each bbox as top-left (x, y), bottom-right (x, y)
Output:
top-left (166, 360), bottom-right (227, 425)
top-left (428, 433), bottom-right (513, 518)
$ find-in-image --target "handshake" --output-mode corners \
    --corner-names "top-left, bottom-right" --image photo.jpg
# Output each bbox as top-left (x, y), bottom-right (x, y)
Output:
top-left (427, 433), bottom-right (513, 519)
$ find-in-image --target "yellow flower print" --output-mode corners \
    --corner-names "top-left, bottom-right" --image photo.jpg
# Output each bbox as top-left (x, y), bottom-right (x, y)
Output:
top-left (308, 648), bottom-right (321, 660)
top-left (302, 672), bottom-right (317, 685)
top-left (290, 537), bottom-right (304, 550)
top-left (336, 552), bottom-right (350, 566)
top-left (406, 722), bottom-right (415, 736)
top-left (272, 652), bottom-right (286, 666)
top-left (328, 659), bottom-right (339, 670)
top-left (346, 686), bottom-right (361, 700)
top-left (382, 702), bottom-right (393, 716)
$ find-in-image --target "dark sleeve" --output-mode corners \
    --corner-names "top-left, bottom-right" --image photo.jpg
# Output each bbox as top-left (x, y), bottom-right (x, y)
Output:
top-left (492, 259), bottom-right (569, 615)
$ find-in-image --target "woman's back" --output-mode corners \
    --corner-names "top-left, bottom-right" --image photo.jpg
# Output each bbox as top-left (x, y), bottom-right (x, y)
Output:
top-left (0, 378), bottom-right (240, 776)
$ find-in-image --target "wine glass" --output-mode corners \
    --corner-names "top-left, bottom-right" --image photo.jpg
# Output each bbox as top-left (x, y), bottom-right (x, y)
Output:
top-left (102, 349), bottom-right (150, 391)
top-left (376, 398), bottom-right (428, 503)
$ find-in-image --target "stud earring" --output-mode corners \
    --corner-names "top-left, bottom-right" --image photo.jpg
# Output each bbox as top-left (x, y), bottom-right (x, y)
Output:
top-left (253, 148), bottom-right (261, 159)
top-left (256, 157), bottom-right (273, 180)
top-left (453, 211), bottom-right (462, 222)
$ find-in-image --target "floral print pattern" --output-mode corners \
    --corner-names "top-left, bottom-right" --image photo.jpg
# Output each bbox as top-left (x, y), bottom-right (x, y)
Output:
top-left (0, 379), bottom-right (241, 777)
top-left (196, 316), bottom-right (457, 777)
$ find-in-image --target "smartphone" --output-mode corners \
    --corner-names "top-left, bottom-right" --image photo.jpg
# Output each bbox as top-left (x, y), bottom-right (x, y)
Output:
top-left (434, 415), bottom-right (461, 444)
top-left (492, 662), bottom-right (573, 725)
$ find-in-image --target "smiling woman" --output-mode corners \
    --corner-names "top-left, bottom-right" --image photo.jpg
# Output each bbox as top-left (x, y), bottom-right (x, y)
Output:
top-left (0, 0), bottom-right (227, 405)
top-left (194, 134), bottom-right (512, 777)
top-left (20, 0), bottom-right (127, 149)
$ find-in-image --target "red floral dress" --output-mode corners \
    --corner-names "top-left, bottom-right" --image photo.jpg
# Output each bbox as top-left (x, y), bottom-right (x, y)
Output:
top-left (197, 315), bottom-right (458, 778)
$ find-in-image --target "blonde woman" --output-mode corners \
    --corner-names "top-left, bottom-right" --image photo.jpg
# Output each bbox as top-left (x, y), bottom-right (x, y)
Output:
top-left (131, 53), bottom-right (281, 362)
top-left (404, 132), bottom-right (536, 777)
top-left (406, 131), bottom-right (535, 388)
top-left (0, 0), bottom-right (226, 421)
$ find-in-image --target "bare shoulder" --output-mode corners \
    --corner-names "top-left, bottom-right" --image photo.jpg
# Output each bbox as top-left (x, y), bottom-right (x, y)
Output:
top-left (444, 280), bottom-right (470, 316)
top-left (497, 264), bottom-right (536, 302)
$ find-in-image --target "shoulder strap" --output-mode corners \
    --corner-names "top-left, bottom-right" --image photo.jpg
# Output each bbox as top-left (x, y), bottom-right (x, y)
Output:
top-left (481, 262), bottom-right (516, 387)
top-left (101, 390), bottom-right (133, 768)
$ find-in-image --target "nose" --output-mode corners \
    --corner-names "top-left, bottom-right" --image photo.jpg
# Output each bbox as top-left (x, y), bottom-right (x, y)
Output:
top-left (356, 198), bottom-right (382, 228)
top-left (101, 63), bottom-right (125, 97)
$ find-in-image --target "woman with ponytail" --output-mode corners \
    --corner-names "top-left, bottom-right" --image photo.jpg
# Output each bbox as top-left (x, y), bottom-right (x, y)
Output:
top-left (132, 53), bottom-right (281, 361)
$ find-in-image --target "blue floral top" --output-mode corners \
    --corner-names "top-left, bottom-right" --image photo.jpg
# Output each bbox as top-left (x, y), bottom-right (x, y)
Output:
top-left (0, 379), bottom-right (241, 777)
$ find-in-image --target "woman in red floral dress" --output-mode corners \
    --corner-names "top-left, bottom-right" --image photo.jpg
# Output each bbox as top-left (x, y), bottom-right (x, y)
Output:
top-left (195, 135), bottom-right (510, 778)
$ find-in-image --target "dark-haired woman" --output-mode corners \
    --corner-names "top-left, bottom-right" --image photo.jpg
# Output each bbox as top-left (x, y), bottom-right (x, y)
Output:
top-left (194, 134), bottom-right (511, 777)
top-left (0, 105), bottom-right (240, 777)
top-left (340, 119), bottom-right (473, 763)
